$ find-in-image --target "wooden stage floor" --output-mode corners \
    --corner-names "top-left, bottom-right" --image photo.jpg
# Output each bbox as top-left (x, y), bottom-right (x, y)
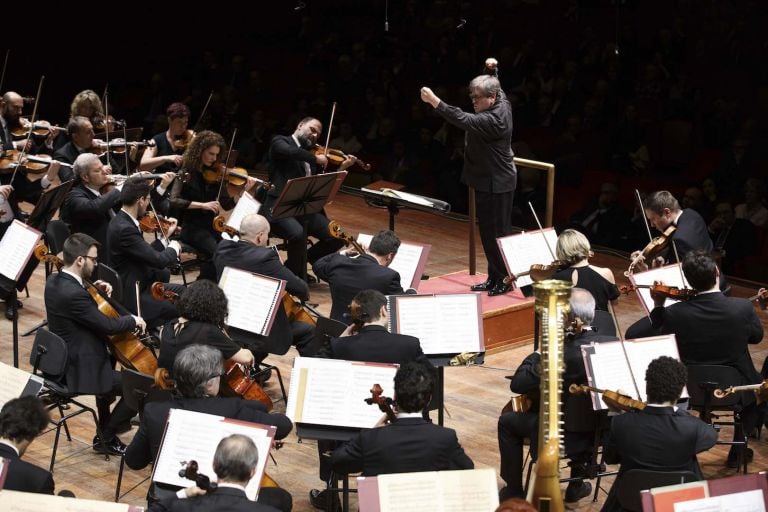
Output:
top-left (1, 190), bottom-right (767, 510)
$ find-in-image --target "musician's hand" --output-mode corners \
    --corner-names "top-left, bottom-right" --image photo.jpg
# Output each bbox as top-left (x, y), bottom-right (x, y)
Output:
top-left (160, 171), bottom-right (176, 189)
top-left (338, 155), bottom-right (357, 171)
top-left (339, 323), bottom-right (359, 337)
top-left (0, 185), bottom-right (13, 199)
top-left (420, 87), bottom-right (440, 108)
top-left (167, 154), bottom-right (183, 166)
top-left (629, 250), bottom-right (649, 272)
top-left (104, 165), bottom-right (113, 175)
top-left (132, 315), bottom-right (147, 333)
top-left (46, 161), bottom-right (61, 181)
top-left (47, 126), bottom-right (60, 144)
top-left (14, 139), bottom-right (31, 152)
top-left (373, 413), bottom-right (390, 428)
top-left (340, 247), bottom-right (359, 257)
top-left (166, 217), bottom-right (179, 236)
top-left (168, 240), bottom-right (182, 255)
top-left (93, 279), bottom-right (113, 297)
top-left (200, 201), bottom-right (220, 214)
top-left (651, 256), bottom-right (665, 268)
top-left (650, 280), bottom-right (667, 307)
top-left (182, 486), bottom-right (207, 498)
top-left (314, 153), bottom-right (328, 169)
top-left (244, 175), bottom-right (259, 192)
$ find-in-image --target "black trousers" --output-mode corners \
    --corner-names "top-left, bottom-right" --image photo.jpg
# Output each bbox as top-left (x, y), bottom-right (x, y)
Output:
top-left (180, 225), bottom-right (220, 281)
top-left (95, 370), bottom-right (134, 439)
top-left (475, 189), bottom-right (514, 282)
top-left (266, 209), bottom-right (344, 277)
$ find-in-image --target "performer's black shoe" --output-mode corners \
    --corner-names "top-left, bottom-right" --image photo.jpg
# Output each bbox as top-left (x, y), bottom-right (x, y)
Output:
top-left (470, 278), bottom-right (494, 292)
top-left (4, 299), bottom-right (22, 320)
top-left (309, 489), bottom-right (340, 511)
top-left (92, 435), bottom-right (126, 456)
top-left (488, 281), bottom-right (512, 296)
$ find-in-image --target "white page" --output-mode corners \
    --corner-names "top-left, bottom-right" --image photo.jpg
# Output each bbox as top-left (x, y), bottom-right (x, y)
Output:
top-left (625, 335), bottom-right (687, 400)
top-left (152, 409), bottom-right (273, 501)
top-left (226, 191), bottom-right (262, 232)
top-left (219, 266), bottom-right (284, 335)
top-left (391, 294), bottom-right (483, 354)
top-left (675, 490), bottom-right (766, 512)
top-left (0, 220), bottom-right (42, 281)
top-left (629, 263), bottom-right (690, 315)
top-left (497, 228), bottom-right (558, 288)
top-left (376, 469), bottom-right (498, 512)
top-left (358, 233), bottom-right (430, 290)
top-left (0, 362), bottom-right (41, 409)
top-left (286, 357), bottom-right (397, 428)
top-left (0, 490), bottom-right (137, 511)
top-left (360, 187), bottom-right (435, 207)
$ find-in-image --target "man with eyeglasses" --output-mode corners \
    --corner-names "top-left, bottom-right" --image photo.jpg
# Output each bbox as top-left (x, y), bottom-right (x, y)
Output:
top-left (45, 232), bottom-right (147, 456)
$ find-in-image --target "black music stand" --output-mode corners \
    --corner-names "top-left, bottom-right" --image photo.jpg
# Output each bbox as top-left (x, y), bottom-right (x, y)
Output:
top-left (350, 185), bottom-right (450, 232)
top-left (427, 353), bottom-right (485, 426)
top-left (27, 179), bottom-right (74, 232)
top-left (271, 171), bottom-right (347, 281)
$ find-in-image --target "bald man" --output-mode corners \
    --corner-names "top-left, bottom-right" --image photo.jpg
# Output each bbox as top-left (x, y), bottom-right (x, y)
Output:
top-left (214, 213), bottom-right (318, 357)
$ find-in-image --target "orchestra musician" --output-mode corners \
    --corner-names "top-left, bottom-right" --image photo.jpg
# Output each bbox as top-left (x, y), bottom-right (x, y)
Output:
top-left (45, 233), bottom-right (146, 456)
top-left (139, 102), bottom-right (189, 173)
top-left (650, 250), bottom-right (763, 467)
top-left (312, 229), bottom-right (407, 325)
top-left (497, 288), bottom-right (615, 502)
top-left (420, 58), bottom-right (516, 297)
top-left (126, 345), bottom-right (292, 511)
top-left (600, 357), bottom-right (717, 512)
top-left (262, 117), bottom-right (352, 280)
top-left (70, 89), bottom-right (110, 131)
top-left (1, 91), bottom-right (60, 153)
top-left (107, 178), bottom-right (183, 328)
top-left (53, 116), bottom-right (102, 182)
top-left (213, 213), bottom-right (317, 357)
top-left (169, 130), bottom-right (259, 281)
top-left (0, 157), bottom-right (63, 238)
top-left (553, 229), bottom-right (620, 336)
top-left (157, 280), bottom-right (254, 372)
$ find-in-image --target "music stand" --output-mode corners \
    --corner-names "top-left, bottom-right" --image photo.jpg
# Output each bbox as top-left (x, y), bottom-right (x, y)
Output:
top-left (348, 185), bottom-right (450, 232)
top-left (271, 171), bottom-right (347, 281)
top-left (27, 179), bottom-right (74, 232)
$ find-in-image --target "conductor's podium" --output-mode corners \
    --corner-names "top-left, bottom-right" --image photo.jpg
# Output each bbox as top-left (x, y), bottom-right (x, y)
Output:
top-left (418, 270), bottom-right (534, 353)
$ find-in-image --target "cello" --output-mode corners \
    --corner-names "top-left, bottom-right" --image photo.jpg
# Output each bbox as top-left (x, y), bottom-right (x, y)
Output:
top-left (365, 383), bottom-right (397, 424)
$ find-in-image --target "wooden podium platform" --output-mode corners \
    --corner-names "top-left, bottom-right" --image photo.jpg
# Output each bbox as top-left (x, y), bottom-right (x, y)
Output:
top-left (417, 270), bottom-right (534, 353)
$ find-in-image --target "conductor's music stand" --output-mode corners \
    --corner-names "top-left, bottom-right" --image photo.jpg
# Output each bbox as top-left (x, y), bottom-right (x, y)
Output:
top-left (271, 171), bottom-right (347, 281)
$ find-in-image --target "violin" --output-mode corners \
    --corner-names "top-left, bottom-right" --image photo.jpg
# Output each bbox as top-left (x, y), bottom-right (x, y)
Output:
top-left (178, 460), bottom-right (217, 493)
top-left (212, 215), bottom-right (240, 237)
top-left (328, 220), bottom-right (366, 255)
top-left (173, 129), bottom-right (196, 151)
top-left (626, 225), bottom-right (676, 276)
top-left (89, 138), bottom-right (156, 156)
top-left (201, 162), bottom-right (254, 186)
top-left (619, 283), bottom-right (697, 302)
top-left (151, 282), bottom-right (180, 302)
top-left (502, 260), bottom-right (569, 286)
top-left (714, 379), bottom-right (768, 404)
top-left (569, 383), bottom-right (646, 411)
top-left (139, 211), bottom-right (175, 235)
top-left (0, 150), bottom-right (64, 174)
top-left (364, 383), bottom-right (397, 423)
top-left (282, 293), bottom-right (317, 327)
top-left (10, 118), bottom-right (65, 139)
top-left (311, 144), bottom-right (371, 171)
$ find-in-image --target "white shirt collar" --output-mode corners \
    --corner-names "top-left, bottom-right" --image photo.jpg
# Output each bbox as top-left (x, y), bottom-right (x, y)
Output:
top-left (62, 269), bottom-right (84, 287)
top-left (396, 411), bottom-right (424, 419)
top-left (291, 134), bottom-right (301, 147)
top-left (646, 402), bottom-right (678, 412)
top-left (121, 208), bottom-right (141, 229)
top-left (673, 209), bottom-right (684, 225)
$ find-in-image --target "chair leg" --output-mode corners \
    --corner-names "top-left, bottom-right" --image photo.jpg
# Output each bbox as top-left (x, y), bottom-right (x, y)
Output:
top-left (115, 455), bottom-right (125, 502)
top-left (50, 423), bottom-right (63, 473)
top-left (270, 364), bottom-right (288, 403)
top-left (58, 404), bottom-right (72, 441)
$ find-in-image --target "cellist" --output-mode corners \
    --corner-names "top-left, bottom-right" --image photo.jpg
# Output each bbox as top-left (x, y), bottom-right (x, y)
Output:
top-left (44, 233), bottom-right (147, 456)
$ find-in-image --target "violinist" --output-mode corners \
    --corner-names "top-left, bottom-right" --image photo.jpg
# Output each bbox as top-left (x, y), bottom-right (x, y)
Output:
top-left (0, 153), bottom-right (63, 238)
top-left (214, 213), bottom-right (317, 357)
top-left (600, 357), bottom-right (717, 512)
top-left (649, 250), bottom-right (763, 468)
top-left (53, 116), bottom-right (102, 182)
top-left (497, 289), bottom-right (616, 502)
top-left (139, 102), bottom-right (189, 173)
top-left (125, 345), bottom-right (293, 512)
top-left (553, 229), bottom-right (620, 336)
top-left (44, 233), bottom-right (147, 457)
top-left (264, 117), bottom-right (352, 279)
top-left (1, 91), bottom-right (60, 153)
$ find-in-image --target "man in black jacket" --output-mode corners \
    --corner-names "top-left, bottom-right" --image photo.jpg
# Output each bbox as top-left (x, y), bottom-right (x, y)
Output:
top-left (214, 213), bottom-right (316, 356)
top-left (53, 116), bottom-right (100, 182)
top-left (313, 230), bottom-right (405, 324)
top-left (421, 58), bottom-right (516, 296)
top-left (0, 396), bottom-right (55, 494)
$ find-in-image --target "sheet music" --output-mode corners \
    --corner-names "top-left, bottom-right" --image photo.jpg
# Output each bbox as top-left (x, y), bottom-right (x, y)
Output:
top-left (0, 490), bottom-right (140, 511)
top-left (360, 187), bottom-right (435, 207)
top-left (0, 362), bottom-right (42, 409)
top-left (152, 409), bottom-right (274, 501)
top-left (358, 233), bottom-right (430, 290)
top-left (497, 228), bottom-right (558, 288)
top-left (390, 294), bottom-right (483, 355)
top-left (674, 490), bottom-right (766, 512)
top-left (0, 220), bottom-right (42, 281)
top-left (376, 469), bottom-right (498, 512)
top-left (226, 191), bottom-right (262, 232)
top-left (219, 266), bottom-right (285, 335)
top-left (629, 263), bottom-right (691, 315)
top-left (286, 357), bottom-right (397, 428)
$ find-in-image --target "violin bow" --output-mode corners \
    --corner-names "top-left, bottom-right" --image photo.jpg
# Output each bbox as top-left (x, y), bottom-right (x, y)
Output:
top-left (322, 102), bottom-right (337, 159)
top-left (217, 128), bottom-right (238, 201)
top-left (121, 118), bottom-right (130, 175)
top-left (528, 201), bottom-right (557, 262)
top-left (103, 84), bottom-right (112, 169)
top-left (10, 76), bottom-right (44, 185)
top-left (0, 50), bottom-right (9, 93)
top-left (192, 91), bottom-right (214, 132)
top-left (635, 189), bottom-right (654, 243)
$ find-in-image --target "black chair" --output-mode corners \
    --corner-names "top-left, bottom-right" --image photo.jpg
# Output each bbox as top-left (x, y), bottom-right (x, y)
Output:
top-left (686, 364), bottom-right (749, 473)
top-left (45, 219), bottom-right (70, 255)
top-left (29, 328), bottom-right (109, 472)
top-left (97, 263), bottom-right (123, 305)
top-left (616, 469), bottom-right (698, 512)
top-left (114, 368), bottom-right (172, 502)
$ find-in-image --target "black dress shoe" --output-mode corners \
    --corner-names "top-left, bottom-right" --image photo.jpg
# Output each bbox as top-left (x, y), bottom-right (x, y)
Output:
top-left (488, 281), bottom-right (512, 296)
top-left (92, 435), bottom-right (127, 456)
top-left (305, 274), bottom-right (318, 285)
top-left (470, 278), bottom-right (494, 292)
top-left (4, 299), bottom-right (22, 320)
top-left (309, 488), bottom-right (340, 511)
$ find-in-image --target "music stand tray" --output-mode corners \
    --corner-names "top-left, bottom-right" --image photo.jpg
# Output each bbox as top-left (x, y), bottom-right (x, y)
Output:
top-left (27, 179), bottom-right (74, 232)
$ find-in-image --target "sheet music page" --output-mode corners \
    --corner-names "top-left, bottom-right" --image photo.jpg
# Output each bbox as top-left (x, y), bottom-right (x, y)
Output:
top-left (0, 220), bottom-right (42, 281)
top-left (674, 490), bottom-right (766, 512)
top-left (357, 233), bottom-right (430, 290)
top-left (497, 228), bottom-right (558, 288)
top-left (152, 409), bottom-right (274, 501)
top-left (377, 469), bottom-right (498, 512)
top-left (219, 266), bottom-right (284, 335)
top-left (0, 490), bottom-right (138, 511)
top-left (0, 362), bottom-right (36, 409)
top-left (378, 471), bottom-right (442, 511)
top-left (392, 294), bottom-right (483, 354)
top-left (226, 191), bottom-right (262, 232)
top-left (286, 357), bottom-right (397, 428)
top-left (629, 263), bottom-right (691, 315)
top-left (587, 342), bottom-right (641, 407)
top-left (625, 334), bottom-right (688, 400)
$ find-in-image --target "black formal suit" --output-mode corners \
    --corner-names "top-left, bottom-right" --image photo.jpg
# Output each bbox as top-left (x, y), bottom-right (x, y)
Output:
top-left (52, 142), bottom-right (84, 182)
top-left (60, 184), bottom-right (121, 259)
top-left (108, 210), bottom-right (180, 327)
top-left (664, 209), bottom-right (713, 263)
top-left (600, 407), bottom-right (717, 512)
top-left (125, 396), bottom-right (293, 470)
top-left (149, 486), bottom-right (279, 512)
top-left (325, 325), bottom-right (432, 369)
top-left (0, 442), bottom-right (54, 494)
top-left (214, 239), bottom-right (316, 356)
top-left (331, 417), bottom-right (473, 476)
top-left (313, 253), bottom-right (404, 324)
top-left (0, 116), bottom-right (14, 151)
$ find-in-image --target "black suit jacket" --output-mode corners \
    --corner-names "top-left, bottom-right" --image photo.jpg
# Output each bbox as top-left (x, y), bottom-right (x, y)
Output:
top-left (44, 272), bottom-right (136, 394)
top-left (108, 210), bottom-right (179, 314)
top-left (265, 134), bottom-right (317, 202)
top-left (326, 325), bottom-right (432, 369)
top-left (312, 253), bottom-right (404, 324)
top-left (651, 292), bottom-right (763, 384)
top-left (52, 142), bottom-right (83, 182)
top-left (0, 443), bottom-right (54, 494)
top-left (149, 486), bottom-right (279, 512)
top-left (664, 208), bottom-right (712, 263)
top-left (331, 417), bottom-right (473, 476)
top-left (214, 239), bottom-right (308, 355)
top-left (60, 184), bottom-right (121, 255)
top-left (125, 396), bottom-right (293, 471)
